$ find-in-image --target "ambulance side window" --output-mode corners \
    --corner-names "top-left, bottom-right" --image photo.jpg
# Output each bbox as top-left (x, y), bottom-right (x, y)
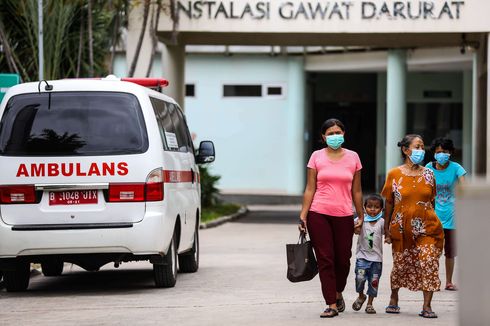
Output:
top-left (167, 103), bottom-right (192, 153)
top-left (150, 97), bottom-right (169, 150)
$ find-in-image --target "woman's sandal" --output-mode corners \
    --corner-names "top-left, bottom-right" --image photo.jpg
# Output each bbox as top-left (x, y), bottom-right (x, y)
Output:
top-left (352, 296), bottom-right (367, 311)
top-left (320, 308), bottom-right (339, 318)
top-left (365, 305), bottom-right (376, 314)
top-left (385, 305), bottom-right (400, 314)
top-left (419, 310), bottom-right (438, 318)
top-left (336, 298), bottom-right (345, 312)
top-left (445, 283), bottom-right (458, 291)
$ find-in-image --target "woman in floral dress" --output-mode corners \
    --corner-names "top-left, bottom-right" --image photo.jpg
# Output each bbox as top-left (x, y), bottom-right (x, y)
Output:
top-left (381, 134), bottom-right (444, 319)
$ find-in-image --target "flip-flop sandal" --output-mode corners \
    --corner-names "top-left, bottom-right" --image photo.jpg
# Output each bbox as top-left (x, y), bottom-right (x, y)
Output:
top-left (445, 283), bottom-right (458, 291)
top-left (352, 296), bottom-right (367, 311)
top-left (419, 310), bottom-right (438, 318)
top-left (320, 308), bottom-right (339, 318)
top-left (365, 305), bottom-right (376, 314)
top-left (336, 298), bottom-right (345, 312)
top-left (385, 305), bottom-right (400, 314)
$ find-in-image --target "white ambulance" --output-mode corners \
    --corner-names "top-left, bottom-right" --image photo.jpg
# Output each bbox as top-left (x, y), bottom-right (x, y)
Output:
top-left (0, 76), bottom-right (215, 291)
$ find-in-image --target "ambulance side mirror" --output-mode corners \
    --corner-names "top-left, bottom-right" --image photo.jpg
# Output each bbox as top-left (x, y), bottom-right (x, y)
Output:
top-left (196, 141), bottom-right (215, 164)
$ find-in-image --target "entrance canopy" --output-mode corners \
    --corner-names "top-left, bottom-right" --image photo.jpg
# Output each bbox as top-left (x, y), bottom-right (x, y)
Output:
top-left (156, 0), bottom-right (490, 47)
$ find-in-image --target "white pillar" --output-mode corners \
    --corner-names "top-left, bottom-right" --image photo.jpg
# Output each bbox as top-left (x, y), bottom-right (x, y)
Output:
top-left (472, 35), bottom-right (489, 177)
top-left (286, 57), bottom-right (306, 194)
top-left (463, 70), bottom-right (473, 173)
top-left (386, 50), bottom-right (407, 170)
top-left (162, 45), bottom-right (185, 108)
top-left (471, 52), bottom-right (478, 174)
top-left (376, 72), bottom-right (387, 190)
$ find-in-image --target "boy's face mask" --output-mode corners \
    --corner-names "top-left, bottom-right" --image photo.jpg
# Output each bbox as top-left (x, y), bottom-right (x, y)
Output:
top-left (364, 211), bottom-right (383, 222)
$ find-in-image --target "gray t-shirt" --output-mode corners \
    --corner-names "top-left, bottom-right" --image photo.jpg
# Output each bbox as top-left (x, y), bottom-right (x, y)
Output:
top-left (355, 218), bottom-right (384, 263)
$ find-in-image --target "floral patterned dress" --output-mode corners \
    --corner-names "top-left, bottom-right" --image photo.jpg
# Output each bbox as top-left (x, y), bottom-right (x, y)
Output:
top-left (381, 166), bottom-right (444, 292)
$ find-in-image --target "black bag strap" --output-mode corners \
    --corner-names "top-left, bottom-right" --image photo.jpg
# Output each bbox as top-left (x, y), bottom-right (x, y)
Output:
top-left (298, 232), bottom-right (308, 244)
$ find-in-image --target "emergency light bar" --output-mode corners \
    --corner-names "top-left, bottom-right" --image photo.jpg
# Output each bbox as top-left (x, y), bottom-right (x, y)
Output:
top-left (61, 76), bottom-right (170, 91)
top-left (120, 78), bottom-right (169, 88)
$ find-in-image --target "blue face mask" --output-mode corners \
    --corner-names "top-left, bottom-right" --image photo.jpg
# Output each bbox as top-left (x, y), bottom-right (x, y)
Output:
top-left (434, 152), bottom-right (450, 165)
top-left (326, 134), bottom-right (344, 150)
top-left (409, 149), bottom-right (425, 165)
top-left (365, 211), bottom-right (383, 222)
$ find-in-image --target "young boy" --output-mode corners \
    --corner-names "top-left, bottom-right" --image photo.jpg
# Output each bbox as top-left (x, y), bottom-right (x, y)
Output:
top-left (352, 194), bottom-right (385, 314)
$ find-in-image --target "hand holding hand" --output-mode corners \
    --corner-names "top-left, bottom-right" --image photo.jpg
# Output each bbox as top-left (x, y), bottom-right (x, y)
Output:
top-left (384, 235), bottom-right (392, 244)
top-left (354, 226), bottom-right (361, 235)
top-left (354, 217), bottom-right (363, 229)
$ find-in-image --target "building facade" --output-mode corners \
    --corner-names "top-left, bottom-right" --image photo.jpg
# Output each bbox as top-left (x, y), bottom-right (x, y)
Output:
top-left (121, 0), bottom-right (490, 195)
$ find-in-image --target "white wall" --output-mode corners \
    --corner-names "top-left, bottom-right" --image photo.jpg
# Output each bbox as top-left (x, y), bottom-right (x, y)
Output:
top-left (113, 53), bottom-right (162, 78)
top-left (185, 55), bottom-right (305, 194)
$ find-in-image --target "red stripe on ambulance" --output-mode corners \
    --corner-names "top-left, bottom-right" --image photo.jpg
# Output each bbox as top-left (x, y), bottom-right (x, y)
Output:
top-left (163, 170), bottom-right (193, 183)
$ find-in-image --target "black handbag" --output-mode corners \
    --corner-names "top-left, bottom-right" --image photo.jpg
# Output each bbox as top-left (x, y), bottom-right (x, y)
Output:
top-left (286, 232), bottom-right (318, 282)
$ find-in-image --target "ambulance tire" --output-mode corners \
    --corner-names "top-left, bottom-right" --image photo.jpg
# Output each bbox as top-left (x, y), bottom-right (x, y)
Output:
top-left (4, 262), bottom-right (30, 292)
top-left (41, 259), bottom-right (64, 277)
top-left (178, 227), bottom-right (199, 273)
top-left (153, 231), bottom-right (177, 288)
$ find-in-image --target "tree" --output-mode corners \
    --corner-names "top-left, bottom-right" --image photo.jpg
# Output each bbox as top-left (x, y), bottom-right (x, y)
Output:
top-left (145, 0), bottom-right (162, 77)
top-left (128, 0), bottom-right (150, 77)
top-left (0, 0), bottom-right (130, 81)
top-left (87, 0), bottom-right (94, 77)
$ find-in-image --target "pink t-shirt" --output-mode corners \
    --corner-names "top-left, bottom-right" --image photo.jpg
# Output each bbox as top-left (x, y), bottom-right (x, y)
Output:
top-left (307, 148), bottom-right (362, 217)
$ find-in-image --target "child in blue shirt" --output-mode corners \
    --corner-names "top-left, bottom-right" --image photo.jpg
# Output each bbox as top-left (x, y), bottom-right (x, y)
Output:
top-left (426, 137), bottom-right (466, 291)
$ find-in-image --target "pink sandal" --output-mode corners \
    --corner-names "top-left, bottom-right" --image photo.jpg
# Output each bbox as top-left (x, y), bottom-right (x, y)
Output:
top-left (445, 283), bottom-right (458, 291)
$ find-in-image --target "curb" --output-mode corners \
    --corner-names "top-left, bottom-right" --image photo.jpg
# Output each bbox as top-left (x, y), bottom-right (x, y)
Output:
top-left (199, 206), bottom-right (248, 229)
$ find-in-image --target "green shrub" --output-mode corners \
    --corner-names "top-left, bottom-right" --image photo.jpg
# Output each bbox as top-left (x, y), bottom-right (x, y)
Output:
top-left (201, 203), bottom-right (241, 223)
top-left (199, 164), bottom-right (221, 208)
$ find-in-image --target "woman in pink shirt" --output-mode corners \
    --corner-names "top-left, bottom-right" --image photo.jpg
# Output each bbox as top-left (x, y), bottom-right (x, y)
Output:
top-left (299, 118), bottom-right (364, 318)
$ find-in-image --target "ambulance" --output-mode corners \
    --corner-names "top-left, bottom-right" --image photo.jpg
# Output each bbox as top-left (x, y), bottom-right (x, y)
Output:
top-left (0, 76), bottom-right (215, 291)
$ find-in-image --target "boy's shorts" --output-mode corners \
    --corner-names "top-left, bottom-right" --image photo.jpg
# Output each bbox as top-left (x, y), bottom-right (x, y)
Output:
top-left (355, 258), bottom-right (382, 297)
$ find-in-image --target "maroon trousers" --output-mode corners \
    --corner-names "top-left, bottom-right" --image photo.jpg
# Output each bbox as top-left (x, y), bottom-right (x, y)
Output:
top-left (307, 211), bottom-right (354, 305)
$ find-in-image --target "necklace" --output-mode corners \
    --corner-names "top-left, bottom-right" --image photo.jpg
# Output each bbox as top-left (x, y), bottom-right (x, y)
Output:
top-left (399, 164), bottom-right (423, 177)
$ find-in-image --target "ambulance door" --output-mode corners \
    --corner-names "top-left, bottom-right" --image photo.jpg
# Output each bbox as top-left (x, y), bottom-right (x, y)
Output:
top-left (166, 103), bottom-right (194, 249)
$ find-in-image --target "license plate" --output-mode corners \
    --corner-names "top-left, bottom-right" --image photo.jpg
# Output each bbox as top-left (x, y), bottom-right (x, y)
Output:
top-left (49, 190), bottom-right (98, 205)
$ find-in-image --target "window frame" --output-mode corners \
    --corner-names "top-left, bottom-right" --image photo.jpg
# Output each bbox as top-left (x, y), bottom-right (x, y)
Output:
top-left (185, 83), bottom-right (196, 98)
top-left (264, 83), bottom-right (287, 100)
top-left (222, 83), bottom-right (263, 98)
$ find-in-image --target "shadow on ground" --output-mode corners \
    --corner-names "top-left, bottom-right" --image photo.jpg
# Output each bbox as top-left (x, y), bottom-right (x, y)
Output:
top-left (232, 210), bottom-right (299, 225)
top-left (1, 268), bottom-right (159, 298)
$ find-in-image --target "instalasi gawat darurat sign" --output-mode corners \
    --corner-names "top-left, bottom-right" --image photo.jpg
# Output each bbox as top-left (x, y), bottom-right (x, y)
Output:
top-left (176, 1), bottom-right (465, 21)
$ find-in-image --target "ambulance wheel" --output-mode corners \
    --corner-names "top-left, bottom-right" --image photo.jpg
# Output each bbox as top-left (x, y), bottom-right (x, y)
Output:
top-left (153, 232), bottom-right (177, 288)
top-left (41, 259), bottom-right (64, 276)
top-left (178, 227), bottom-right (199, 273)
top-left (4, 262), bottom-right (30, 292)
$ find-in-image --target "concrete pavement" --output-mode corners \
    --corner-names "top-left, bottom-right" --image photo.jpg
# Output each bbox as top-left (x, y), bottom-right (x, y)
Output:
top-left (0, 206), bottom-right (457, 325)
